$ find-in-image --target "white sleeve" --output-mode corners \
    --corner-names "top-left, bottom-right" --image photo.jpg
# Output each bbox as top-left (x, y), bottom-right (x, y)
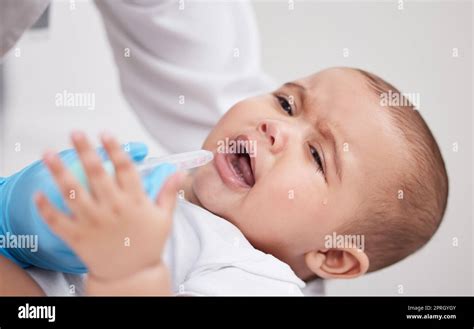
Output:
top-left (0, 0), bottom-right (50, 57)
top-left (94, 0), bottom-right (276, 153)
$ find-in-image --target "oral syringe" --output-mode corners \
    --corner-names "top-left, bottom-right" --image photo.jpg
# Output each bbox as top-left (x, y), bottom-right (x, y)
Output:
top-left (69, 150), bottom-right (214, 188)
top-left (136, 150), bottom-right (214, 175)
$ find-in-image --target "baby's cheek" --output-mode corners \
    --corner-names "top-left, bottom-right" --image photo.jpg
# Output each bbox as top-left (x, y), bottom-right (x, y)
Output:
top-left (262, 175), bottom-right (314, 214)
top-left (282, 176), bottom-right (330, 228)
top-left (284, 171), bottom-right (320, 198)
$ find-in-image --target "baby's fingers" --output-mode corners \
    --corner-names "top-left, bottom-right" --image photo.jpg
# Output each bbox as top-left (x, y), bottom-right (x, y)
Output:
top-left (43, 150), bottom-right (95, 220)
top-left (156, 172), bottom-right (186, 219)
top-left (35, 193), bottom-right (78, 247)
top-left (71, 131), bottom-right (119, 203)
top-left (100, 133), bottom-right (143, 196)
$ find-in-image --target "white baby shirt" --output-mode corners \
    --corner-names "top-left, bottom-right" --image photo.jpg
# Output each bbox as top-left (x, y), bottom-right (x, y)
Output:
top-left (27, 198), bottom-right (305, 296)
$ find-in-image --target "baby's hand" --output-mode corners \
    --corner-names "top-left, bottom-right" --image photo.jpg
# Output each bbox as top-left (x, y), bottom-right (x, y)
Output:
top-left (35, 132), bottom-right (185, 283)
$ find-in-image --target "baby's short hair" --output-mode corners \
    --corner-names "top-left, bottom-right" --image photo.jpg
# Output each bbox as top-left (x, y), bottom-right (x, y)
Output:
top-left (339, 68), bottom-right (449, 273)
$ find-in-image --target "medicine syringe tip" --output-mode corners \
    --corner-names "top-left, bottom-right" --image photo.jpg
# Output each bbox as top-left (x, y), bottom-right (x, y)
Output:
top-left (137, 150), bottom-right (214, 174)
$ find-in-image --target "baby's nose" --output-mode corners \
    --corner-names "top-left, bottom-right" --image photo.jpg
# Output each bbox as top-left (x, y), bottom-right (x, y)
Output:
top-left (257, 120), bottom-right (288, 154)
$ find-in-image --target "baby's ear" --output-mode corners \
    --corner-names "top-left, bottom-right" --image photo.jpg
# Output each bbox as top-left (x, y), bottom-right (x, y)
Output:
top-left (304, 248), bottom-right (369, 279)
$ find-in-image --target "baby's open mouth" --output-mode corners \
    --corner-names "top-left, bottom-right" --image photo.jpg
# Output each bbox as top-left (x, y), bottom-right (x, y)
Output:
top-left (226, 135), bottom-right (255, 187)
top-left (214, 134), bottom-right (256, 190)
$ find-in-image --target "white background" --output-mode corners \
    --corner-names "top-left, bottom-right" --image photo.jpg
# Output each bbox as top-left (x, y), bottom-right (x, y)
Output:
top-left (0, 0), bottom-right (472, 295)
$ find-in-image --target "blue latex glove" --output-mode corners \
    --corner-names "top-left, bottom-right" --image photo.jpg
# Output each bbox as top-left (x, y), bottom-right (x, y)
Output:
top-left (0, 142), bottom-right (176, 273)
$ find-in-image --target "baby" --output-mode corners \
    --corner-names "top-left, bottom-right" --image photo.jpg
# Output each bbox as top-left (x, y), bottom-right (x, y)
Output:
top-left (0, 67), bottom-right (448, 296)
top-left (183, 67), bottom-right (448, 277)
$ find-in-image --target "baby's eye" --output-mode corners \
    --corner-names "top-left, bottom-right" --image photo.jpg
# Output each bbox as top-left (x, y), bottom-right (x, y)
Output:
top-left (276, 95), bottom-right (294, 116)
top-left (310, 145), bottom-right (324, 175)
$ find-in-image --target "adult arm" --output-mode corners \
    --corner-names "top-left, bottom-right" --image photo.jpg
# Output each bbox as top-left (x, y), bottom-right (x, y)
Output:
top-left (0, 255), bottom-right (45, 296)
top-left (0, 0), bottom-right (50, 57)
top-left (95, 0), bottom-right (276, 153)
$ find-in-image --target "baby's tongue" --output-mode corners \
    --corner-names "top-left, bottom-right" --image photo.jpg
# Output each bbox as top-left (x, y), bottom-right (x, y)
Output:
top-left (231, 154), bottom-right (255, 186)
top-left (239, 155), bottom-right (255, 186)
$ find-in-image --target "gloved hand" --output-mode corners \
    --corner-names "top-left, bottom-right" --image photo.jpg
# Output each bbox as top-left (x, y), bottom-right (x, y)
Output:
top-left (0, 142), bottom-right (176, 273)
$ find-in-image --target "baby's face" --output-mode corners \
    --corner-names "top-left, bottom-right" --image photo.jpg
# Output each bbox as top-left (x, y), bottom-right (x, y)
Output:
top-left (189, 68), bottom-right (404, 274)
